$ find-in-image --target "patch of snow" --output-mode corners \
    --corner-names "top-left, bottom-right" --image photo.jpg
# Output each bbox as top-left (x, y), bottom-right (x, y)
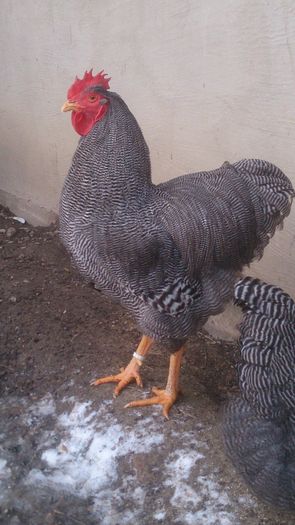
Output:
top-left (31, 394), bottom-right (56, 417)
top-left (1, 393), bottom-right (255, 524)
top-left (27, 402), bottom-right (163, 510)
top-left (164, 440), bottom-right (237, 525)
top-left (0, 457), bottom-right (11, 504)
top-left (165, 448), bottom-right (204, 481)
top-left (24, 394), bottom-right (56, 427)
top-left (0, 458), bottom-right (10, 478)
top-left (238, 495), bottom-right (257, 506)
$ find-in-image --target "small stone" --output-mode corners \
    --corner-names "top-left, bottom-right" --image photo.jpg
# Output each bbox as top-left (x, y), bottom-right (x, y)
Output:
top-left (9, 296), bottom-right (17, 303)
top-left (6, 227), bottom-right (17, 238)
top-left (13, 216), bottom-right (25, 224)
top-left (58, 443), bottom-right (68, 453)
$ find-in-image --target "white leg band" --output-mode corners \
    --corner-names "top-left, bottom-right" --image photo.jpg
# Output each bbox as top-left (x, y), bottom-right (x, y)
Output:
top-left (133, 351), bottom-right (145, 363)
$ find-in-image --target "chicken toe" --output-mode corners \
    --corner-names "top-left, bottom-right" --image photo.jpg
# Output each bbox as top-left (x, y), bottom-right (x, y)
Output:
top-left (91, 335), bottom-right (153, 397)
top-left (124, 345), bottom-right (185, 418)
top-left (125, 387), bottom-right (179, 419)
top-left (91, 361), bottom-right (143, 397)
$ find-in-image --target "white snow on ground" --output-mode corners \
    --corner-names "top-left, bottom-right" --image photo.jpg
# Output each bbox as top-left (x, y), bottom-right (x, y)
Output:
top-left (30, 394), bottom-right (56, 417)
top-left (0, 458), bottom-right (11, 483)
top-left (0, 394), bottom-right (255, 524)
top-left (163, 443), bottom-right (237, 524)
top-left (27, 399), bottom-right (163, 509)
top-left (0, 458), bottom-right (10, 477)
top-left (0, 456), bottom-right (12, 505)
top-left (25, 397), bottom-right (165, 524)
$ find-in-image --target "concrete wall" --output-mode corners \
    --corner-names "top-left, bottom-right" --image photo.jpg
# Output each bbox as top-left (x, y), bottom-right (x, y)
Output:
top-left (1, 0), bottom-right (295, 306)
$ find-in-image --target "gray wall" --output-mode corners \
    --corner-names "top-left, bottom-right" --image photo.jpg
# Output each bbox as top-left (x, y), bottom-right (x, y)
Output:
top-left (1, 1), bottom-right (295, 306)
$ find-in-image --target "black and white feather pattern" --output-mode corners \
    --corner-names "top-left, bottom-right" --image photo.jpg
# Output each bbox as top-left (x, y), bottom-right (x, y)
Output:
top-left (141, 277), bottom-right (202, 316)
top-left (60, 86), bottom-right (294, 348)
top-left (223, 277), bottom-right (295, 509)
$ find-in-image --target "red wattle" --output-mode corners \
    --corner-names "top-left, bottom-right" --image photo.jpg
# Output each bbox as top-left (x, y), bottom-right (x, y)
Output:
top-left (72, 104), bottom-right (108, 136)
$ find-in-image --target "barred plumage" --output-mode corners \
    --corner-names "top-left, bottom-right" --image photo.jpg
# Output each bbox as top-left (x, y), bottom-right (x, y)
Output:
top-left (60, 88), bottom-right (294, 347)
top-left (223, 277), bottom-right (295, 509)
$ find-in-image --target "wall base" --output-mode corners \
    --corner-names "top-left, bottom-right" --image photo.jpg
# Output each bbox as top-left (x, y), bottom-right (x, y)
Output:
top-left (0, 189), bottom-right (58, 226)
top-left (204, 302), bottom-right (242, 341)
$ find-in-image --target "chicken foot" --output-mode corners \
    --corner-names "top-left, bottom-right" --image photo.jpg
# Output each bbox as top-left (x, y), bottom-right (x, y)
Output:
top-left (125, 346), bottom-right (185, 418)
top-left (91, 335), bottom-right (153, 397)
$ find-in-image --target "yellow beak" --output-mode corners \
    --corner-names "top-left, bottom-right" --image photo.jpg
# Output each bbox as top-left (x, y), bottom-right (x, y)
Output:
top-left (61, 100), bottom-right (81, 112)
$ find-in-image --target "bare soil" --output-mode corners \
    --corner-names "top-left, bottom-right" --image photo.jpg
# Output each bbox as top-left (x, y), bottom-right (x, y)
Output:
top-left (0, 205), bottom-right (294, 525)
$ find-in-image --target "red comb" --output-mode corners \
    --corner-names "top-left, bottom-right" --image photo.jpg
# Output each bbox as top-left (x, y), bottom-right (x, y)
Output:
top-left (67, 69), bottom-right (111, 99)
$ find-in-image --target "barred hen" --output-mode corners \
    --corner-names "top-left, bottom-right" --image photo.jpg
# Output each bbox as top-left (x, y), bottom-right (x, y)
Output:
top-left (60, 70), bottom-right (294, 417)
top-left (224, 277), bottom-right (295, 508)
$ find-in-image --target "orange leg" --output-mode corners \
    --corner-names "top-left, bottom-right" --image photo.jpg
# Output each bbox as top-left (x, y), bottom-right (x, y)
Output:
top-left (125, 346), bottom-right (185, 419)
top-left (91, 335), bottom-right (153, 397)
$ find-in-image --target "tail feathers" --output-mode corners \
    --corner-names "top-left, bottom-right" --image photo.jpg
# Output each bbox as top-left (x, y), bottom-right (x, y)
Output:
top-left (224, 399), bottom-right (295, 509)
top-left (223, 277), bottom-right (295, 508)
top-left (233, 159), bottom-right (294, 259)
top-left (235, 276), bottom-right (295, 321)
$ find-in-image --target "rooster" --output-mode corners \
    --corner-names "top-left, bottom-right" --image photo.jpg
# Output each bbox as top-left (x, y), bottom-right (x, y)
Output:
top-left (224, 277), bottom-right (295, 509)
top-left (60, 70), bottom-right (294, 418)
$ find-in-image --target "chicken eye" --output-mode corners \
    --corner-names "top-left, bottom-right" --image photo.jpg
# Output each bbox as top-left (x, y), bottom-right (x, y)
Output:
top-left (88, 95), bottom-right (97, 102)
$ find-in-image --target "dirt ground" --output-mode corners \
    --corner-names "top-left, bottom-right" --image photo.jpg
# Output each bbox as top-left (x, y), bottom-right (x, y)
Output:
top-left (0, 205), bottom-right (294, 525)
